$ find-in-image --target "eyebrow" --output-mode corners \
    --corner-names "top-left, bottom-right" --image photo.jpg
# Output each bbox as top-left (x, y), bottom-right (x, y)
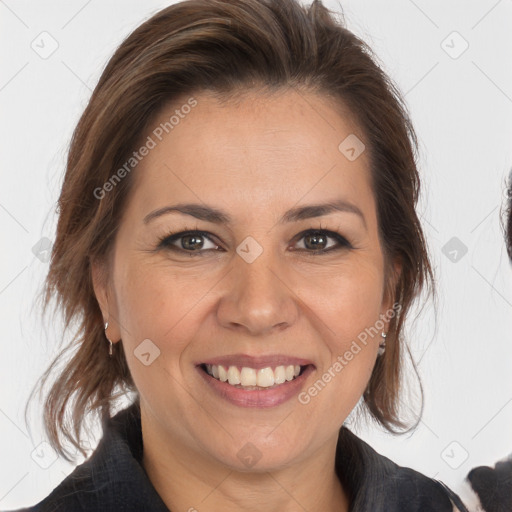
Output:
top-left (143, 199), bottom-right (366, 228)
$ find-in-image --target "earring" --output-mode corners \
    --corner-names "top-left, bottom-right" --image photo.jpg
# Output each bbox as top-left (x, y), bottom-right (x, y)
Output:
top-left (104, 319), bottom-right (113, 357)
top-left (378, 332), bottom-right (387, 356)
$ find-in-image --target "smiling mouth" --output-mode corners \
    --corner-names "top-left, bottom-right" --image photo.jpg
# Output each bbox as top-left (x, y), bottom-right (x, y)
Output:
top-left (199, 363), bottom-right (309, 390)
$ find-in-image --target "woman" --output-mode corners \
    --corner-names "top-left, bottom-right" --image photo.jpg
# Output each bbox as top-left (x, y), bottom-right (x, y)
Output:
top-left (11, 0), bottom-right (469, 510)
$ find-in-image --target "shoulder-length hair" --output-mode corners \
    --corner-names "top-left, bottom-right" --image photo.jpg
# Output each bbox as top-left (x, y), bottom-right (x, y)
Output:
top-left (33, 0), bottom-right (433, 460)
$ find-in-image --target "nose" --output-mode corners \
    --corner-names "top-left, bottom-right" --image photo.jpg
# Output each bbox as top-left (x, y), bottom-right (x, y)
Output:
top-left (216, 249), bottom-right (299, 336)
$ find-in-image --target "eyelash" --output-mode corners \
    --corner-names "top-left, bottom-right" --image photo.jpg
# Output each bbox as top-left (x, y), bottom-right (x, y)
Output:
top-left (156, 227), bottom-right (353, 256)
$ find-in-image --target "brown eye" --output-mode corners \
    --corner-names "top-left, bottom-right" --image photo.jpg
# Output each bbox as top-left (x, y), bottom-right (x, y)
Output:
top-left (293, 229), bottom-right (351, 253)
top-left (159, 231), bottom-right (220, 253)
top-left (303, 231), bottom-right (329, 251)
top-left (180, 234), bottom-right (205, 251)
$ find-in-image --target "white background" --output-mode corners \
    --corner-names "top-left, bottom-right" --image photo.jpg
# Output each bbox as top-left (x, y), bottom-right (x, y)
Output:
top-left (1, 1), bottom-right (511, 510)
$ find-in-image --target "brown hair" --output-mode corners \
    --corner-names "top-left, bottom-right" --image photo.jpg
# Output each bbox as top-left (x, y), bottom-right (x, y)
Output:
top-left (32, 0), bottom-right (433, 461)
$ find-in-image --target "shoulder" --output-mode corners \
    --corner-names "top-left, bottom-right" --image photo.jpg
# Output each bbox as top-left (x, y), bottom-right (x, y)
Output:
top-left (6, 452), bottom-right (111, 511)
top-left (336, 427), bottom-right (470, 512)
top-left (7, 456), bottom-right (163, 512)
top-left (6, 403), bottom-right (168, 512)
top-left (392, 466), bottom-right (469, 512)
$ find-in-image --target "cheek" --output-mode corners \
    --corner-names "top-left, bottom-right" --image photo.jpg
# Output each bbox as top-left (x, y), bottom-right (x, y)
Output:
top-left (301, 273), bottom-right (383, 419)
top-left (309, 263), bottom-right (385, 340)
top-left (113, 255), bottom-right (228, 387)
top-left (113, 259), bottom-right (200, 350)
top-left (113, 262), bottom-right (203, 404)
top-left (305, 263), bottom-right (384, 397)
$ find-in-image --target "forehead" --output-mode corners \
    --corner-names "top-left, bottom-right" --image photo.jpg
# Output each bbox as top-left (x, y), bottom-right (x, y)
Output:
top-left (127, 89), bottom-right (375, 222)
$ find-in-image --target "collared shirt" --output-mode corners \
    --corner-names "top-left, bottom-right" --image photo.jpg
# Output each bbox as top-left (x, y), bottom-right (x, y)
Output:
top-left (10, 402), bottom-right (469, 511)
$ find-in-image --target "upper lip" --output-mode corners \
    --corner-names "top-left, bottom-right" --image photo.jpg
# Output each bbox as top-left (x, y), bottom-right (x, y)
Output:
top-left (198, 354), bottom-right (315, 370)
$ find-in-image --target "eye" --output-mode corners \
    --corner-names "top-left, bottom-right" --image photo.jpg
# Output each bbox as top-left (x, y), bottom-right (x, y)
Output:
top-left (158, 230), bottom-right (221, 253)
top-left (292, 229), bottom-right (352, 253)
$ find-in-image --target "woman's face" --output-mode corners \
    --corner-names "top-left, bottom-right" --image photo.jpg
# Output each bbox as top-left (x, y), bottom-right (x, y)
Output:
top-left (94, 89), bottom-right (394, 471)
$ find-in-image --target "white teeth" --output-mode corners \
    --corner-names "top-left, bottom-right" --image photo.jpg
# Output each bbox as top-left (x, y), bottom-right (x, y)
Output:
top-left (274, 365), bottom-right (286, 384)
top-left (240, 367), bottom-right (257, 386)
top-left (257, 367), bottom-right (274, 387)
top-left (205, 363), bottom-right (305, 388)
top-left (227, 366), bottom-right (241, 385)
top-left (218, 365), bottom-right (228, 382)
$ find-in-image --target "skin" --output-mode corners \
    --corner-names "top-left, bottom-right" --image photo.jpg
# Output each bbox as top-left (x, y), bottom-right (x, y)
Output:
top-left (93, 88), bottom-right (397, 512)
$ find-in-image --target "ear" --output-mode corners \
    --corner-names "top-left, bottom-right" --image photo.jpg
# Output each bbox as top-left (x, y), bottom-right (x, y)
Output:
top-left (91, 257), bottom-right (121, 342)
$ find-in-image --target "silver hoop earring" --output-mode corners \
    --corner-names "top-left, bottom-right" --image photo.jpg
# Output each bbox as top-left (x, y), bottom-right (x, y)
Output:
top-left (378, 332), bottom-right (387, 356)
top-left (104, 319), bottom-right (113, 357)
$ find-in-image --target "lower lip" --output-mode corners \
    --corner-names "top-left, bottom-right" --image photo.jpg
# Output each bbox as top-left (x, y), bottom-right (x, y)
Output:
top-left (197, 365), bottom-right (315, 408)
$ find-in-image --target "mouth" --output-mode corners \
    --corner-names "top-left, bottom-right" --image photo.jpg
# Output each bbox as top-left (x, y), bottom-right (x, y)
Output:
top-left (199, 363), bottom-right (308, 390)
top-left (196, 354), bottom-right (315, 407)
